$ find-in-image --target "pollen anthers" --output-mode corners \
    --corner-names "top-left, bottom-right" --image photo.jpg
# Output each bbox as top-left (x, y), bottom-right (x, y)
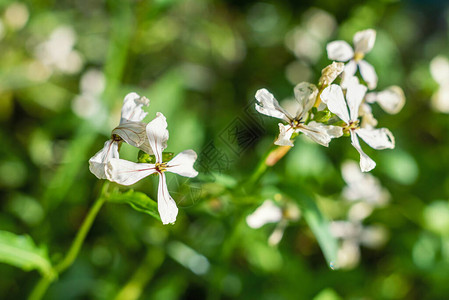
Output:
top-left (290, 118), bottom-right (304, 129)
top-left (155, 162), bottom-right (168, 173)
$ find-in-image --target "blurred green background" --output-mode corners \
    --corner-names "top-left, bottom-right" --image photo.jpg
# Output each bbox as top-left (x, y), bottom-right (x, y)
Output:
top-left (1, 0), bottom-right (449, 299)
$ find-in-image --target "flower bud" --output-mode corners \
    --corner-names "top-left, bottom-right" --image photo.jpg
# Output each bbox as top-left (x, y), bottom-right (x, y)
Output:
top-left (319, 62), bottom-right (345, 87)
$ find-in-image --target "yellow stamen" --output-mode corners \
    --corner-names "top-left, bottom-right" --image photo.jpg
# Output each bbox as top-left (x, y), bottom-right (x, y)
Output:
top-left (354, 52), bottom-right (364, 62)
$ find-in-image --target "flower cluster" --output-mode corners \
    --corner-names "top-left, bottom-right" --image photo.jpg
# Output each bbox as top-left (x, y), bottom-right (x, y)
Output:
top-left (255, 29), bottom-right (405, 172)
top-left (330, 160), bottom-right (390, 269)
top-left (89, 93), bottom-right (198, 224)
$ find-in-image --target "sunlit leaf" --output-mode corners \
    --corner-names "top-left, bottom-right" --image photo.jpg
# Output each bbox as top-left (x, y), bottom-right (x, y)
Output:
top-left (0, 230), bottom-right (54, 277)
top-left (107, 189), bottom-right (160, 221)
top-left (282, 186), bottom-right (338, 268)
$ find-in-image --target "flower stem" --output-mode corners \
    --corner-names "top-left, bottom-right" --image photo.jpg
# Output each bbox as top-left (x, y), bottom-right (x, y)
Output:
top-left (28, 183), bottom-right (109, 300)
top-left (247, 144), bottom-right (291, 185)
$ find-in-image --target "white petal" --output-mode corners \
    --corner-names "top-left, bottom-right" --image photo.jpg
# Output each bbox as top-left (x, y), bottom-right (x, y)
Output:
top-left (370, 86), bottom-right (405, 114)
top-left (340, 60), bottom-right (358, 89)
top-left (346, 81), bottom-right (367, 122)
top-left (274, 123), bottom-right (295, 147)
top-left (293, 82), bottom-right (318, 118)
top-left (358, 60), bottom-right (378, 90)
top-left (319, 61), bottom-right (345, 86)
top-left (255, 89), bottom-right (291, 122)
top-left (430, 56), bottom-right (449, 85)
top-left (120, 92), bottom-right (150, 123)
top-left (299, 122), bottom-right (343, 147)
top-left (246, 200), bottom-right (283, 229)
top-left (167, 150), bottom-right (199, 178)
top-left (158, 173), bottom-right (178, 225)
top-left (146, 112), bottom-right (169, 163)
top-left (111, 121), bottom-right (153, 154)
top-left (432, 86), bottom-right (449, 113)
top-left (353, 29), bottom-right (376, 54)
top-left (356, 128), bottom-right (395, 150)
top-left (326, 41), bottom-right (354, 62)
top-left (89, 140), bottom-right (119, 179)
top-left (359, 103), bottom-right (378, 129)
top-left (320, 84), bottom-right (350, 124)
top-left (350, 131), bottom-right (376, 172)
top-left (106, 158), bottom-right (157, 185)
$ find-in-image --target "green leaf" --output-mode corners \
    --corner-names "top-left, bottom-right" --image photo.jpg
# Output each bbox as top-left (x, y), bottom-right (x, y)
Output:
top-left (282, 186), bottom-right (338, 268)
top-left (108, 189), bottom-right (161, 221)
top-left (0, 230), bottom-right (54, 277)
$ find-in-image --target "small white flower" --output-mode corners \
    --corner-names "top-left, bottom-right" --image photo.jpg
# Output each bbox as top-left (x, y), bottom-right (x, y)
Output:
top-left (365, 86), bottom-right (405, 114)
top-left (106, 113), bottom-right (198, 225)
top-left (255, 82), bottom-right (343, 147)
top-left (321, 83), bottom-right (395, 172)
top-left (89, 93), bottom-right (150, 179)
top-left (246, 200), bottom-right (283, 229)
top-left (34, 26), bottom-right (83, 75)
top-left (430, 56), bottom-right (449, 113)
top-left (246, 199), bottom-right (300, 246)
top-left (341, 160), bottom-right (390, 207)
top-left (326, 29), bottom-right (378, 89)
top-left (330, 219), bottom-right (388, 269)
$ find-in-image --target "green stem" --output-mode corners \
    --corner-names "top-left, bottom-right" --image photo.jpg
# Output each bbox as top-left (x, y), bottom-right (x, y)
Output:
top-left (29, 184), bottom-right (109, 300)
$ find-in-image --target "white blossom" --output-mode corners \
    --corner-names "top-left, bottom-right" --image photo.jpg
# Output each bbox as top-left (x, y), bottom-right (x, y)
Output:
top-left (89, 93), bottom-right (150, 179)
top-left (246, 199), bottom-right (300, 246)
top-left (330, 219), bottom-right (388, 269)
top-left (321, 83), bottom-right (395, 172)
top-left (326, 29), bottom-right (378, 89)
top-left (106, 113), bottom-right (198, 225)
top-left (430, 56), bottom-right (449, 113)
top-left (341, 160), bottom-right (390, 207)
top-left (34, 26), bottom-right (83, 75)
top-left (365, 86), bottom-right (405, 114)
top-left (255, 82), bottom-right (343, 147)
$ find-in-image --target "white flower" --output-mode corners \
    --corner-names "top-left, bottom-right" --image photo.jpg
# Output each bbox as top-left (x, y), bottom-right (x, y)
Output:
top-left (320, 83), bottom-right (395, 172)
top-left (326, 29), bottom-right (378, 89)
top-left (34, 26), bottom-right (83, 75)
top-left (341, 160), bottom-right (390, 207)
top-left (365, 86), bottom-right (405, 114)
top-left (246, 200), bottom-right (283, 229)
top-left (430, 56), bottom-right (449, 113)
top-left (255, 82), bottom-right (343, 147)
top-left (330, 219), bottom-right (388, 269)
top-left (106, 113), bottom-right (198, 225)
top-left (246, 199), bottom-right (300, 246)
top-left (89, 93), bottom-right (150, 179)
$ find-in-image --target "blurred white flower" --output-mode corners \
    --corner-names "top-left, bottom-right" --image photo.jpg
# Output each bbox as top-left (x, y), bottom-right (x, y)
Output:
top-left (321, 83), bottom-right (395, 172)
top-left (331, 219), bottom-right (388, 269)
top-left (246, 199), bottom-right (300, 246)
top-left (34, 26), bottom-right (83, 75)
top-left (326, 29), bottom-right (378, 89)
top-left (72, 69), bottom-right (106, 120)
top-left (106, 113), bottom-right (198, 225)
top-left (341, 160), bottom-right (390, 207)
top-left (430, 56), bottom-right (449, 113)
top-left (4, 2), bottom-right (29, 31)
top-left (255, 83), bottom-right (342, 147)
top-left (365, 86), bottom-right (405, 114)
top-left (89, 93), bottom-right (150, 179)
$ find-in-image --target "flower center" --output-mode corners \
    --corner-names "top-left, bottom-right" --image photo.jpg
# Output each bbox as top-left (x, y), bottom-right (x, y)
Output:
top-left (354, 52), bottom-right (364, 62)
top-left (343, 120), bottom-right (359, 134)
top-left (291, 118), bottom-right (304, 129)
top-left (155, 162), bottom-right (167, 173)
top-left (111, 134), bottom-right (122, 142)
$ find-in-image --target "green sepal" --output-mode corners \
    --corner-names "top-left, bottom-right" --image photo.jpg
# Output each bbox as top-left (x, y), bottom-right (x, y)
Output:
top-left (313, 110), bottom-right (332, 123)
